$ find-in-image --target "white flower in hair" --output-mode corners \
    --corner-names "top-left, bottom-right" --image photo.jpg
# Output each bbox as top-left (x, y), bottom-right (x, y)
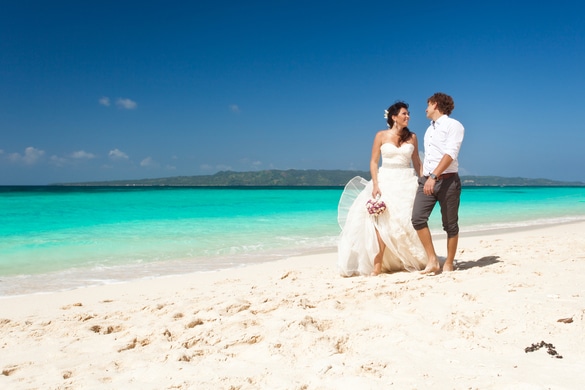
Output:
top-left (384, 109), bottom-right (389, 119)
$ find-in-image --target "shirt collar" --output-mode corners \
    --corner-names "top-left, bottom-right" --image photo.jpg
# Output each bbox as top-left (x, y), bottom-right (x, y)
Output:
top-left (431, 114), bottom-right (448, 128)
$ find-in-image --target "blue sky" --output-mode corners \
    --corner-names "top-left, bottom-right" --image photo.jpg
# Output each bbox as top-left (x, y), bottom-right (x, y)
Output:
top-left (1, 0), bottom-right (584, 185)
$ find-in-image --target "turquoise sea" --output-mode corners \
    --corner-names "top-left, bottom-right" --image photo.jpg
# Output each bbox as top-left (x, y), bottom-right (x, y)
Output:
top-left (1, 185), bottom-right (585, 296)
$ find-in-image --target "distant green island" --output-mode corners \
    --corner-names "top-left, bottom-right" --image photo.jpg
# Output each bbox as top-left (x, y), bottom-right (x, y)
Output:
top-left (55, 170), bottom-right (585, 187)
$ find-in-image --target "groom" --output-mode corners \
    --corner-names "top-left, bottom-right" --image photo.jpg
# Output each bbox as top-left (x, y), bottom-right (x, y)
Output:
top-left (412, 92), bottom-right (465, 273)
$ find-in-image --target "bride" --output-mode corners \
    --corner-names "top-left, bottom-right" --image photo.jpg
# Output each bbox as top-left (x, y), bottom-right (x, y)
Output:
top-left (337, 101), bottom-right (427, 276)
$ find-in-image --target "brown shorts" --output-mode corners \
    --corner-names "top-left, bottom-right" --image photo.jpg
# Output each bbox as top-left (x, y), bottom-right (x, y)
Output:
top-left (411, 173), bottom-right (461, 237)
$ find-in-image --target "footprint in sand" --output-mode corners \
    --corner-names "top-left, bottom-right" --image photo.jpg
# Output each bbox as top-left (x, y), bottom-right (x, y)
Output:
top-left (220, 299), bottom-right (252, 315)
top-left (61, 302), bottom-right (83, 310)
top-left (118, 337), bottom-right (151, 352)
top-left (2, 365), bottom-right (19, 376)
top-left (89, 324), bottom-right (124, 334)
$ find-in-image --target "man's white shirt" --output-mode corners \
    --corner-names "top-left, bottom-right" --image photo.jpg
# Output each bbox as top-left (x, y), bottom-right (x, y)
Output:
top-left (422, 114), bottom-right (465, 175)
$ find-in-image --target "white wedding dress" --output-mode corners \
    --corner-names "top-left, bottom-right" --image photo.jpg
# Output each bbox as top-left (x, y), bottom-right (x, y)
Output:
top-left (337, 143), bottom-right (427, 276)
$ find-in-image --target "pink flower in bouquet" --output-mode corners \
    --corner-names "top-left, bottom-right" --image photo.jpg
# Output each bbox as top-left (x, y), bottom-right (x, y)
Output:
top-left (366, 197), bottom-right (387, 216)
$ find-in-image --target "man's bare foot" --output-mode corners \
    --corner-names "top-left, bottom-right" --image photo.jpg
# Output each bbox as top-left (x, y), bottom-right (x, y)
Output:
top-left (442, 262), bottom-right (455, 272)
top-left (420, 260), bottom-right (441, 275)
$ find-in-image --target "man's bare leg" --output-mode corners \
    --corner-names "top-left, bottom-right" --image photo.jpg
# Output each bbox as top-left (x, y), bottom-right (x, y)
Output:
top-left (416, 227), bottom-right (441, 274)
top-left (371, 229), bottom-right (385, 276)
top-left (443, 234), bottom-right (459, 272)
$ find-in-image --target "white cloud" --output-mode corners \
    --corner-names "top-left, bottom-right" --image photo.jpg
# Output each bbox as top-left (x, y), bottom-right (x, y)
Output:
top-left (8, 147), bottom-right (45, 165)
top-left (99, 96), bottom-right (111, 106)
top-left (49, 155), bottom-right (68, 167)
top-left (116, 98), bottom-right (137, 110)
top-left (200, 163), bottom-right (232, 172)
top-left (100, 96), bottom-right (137, 109)
top-left (238, 157), bottom-right (262, 170)
top-left (71, 150), bottom-right (96, 159)
top-left (47, 151), bottom-right (96, 167)
top-left (229, 104), bottom-right (240, 113)
top-left (140, 157), bottom-right (159, 168)
top-left (109, 148), bottom-right (129, 160)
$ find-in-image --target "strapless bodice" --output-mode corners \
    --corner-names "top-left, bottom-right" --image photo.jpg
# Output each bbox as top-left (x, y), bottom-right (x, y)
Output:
top-left (380, 143), bottom-right (414, 169)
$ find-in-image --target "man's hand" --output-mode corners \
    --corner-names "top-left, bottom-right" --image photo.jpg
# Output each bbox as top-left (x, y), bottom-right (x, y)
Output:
top-left (424, 177), bottom-right (436, 195)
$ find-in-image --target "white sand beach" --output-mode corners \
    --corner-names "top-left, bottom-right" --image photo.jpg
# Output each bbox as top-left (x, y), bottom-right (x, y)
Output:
top-left (1, 222), bottom-right (585, 389)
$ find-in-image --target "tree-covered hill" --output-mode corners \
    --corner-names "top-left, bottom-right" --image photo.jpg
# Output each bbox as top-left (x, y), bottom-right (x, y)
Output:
top-left (55, 170), bottom-right (585, 187)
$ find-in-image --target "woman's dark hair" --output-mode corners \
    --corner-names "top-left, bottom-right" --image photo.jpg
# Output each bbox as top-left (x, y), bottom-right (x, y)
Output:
top-left (386, 101), bottom-right (413, 145)
top-left (428, 92), bottom-right (455, 116)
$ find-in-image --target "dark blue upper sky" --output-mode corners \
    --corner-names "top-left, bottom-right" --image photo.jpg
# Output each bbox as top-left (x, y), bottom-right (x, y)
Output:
top-left (1, 0), bottom-right (584, 184)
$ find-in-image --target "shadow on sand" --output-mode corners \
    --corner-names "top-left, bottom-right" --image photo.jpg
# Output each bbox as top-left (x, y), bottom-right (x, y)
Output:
top-left (455, 255), bottom-right (501, 271)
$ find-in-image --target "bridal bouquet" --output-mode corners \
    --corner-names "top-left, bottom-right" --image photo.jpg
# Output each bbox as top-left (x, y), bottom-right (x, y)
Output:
top-left (366, 196), bottom-right (387, 216)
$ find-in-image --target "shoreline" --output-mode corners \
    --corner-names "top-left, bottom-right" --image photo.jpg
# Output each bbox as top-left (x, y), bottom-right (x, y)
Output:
top-left (1, 221), bottom-right (585, 388)
top-left (2, 219), bottom-right (585, 298)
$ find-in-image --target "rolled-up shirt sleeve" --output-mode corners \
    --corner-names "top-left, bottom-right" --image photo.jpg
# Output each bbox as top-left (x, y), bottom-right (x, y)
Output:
top-left (444, 120), bottom-right (465, 160)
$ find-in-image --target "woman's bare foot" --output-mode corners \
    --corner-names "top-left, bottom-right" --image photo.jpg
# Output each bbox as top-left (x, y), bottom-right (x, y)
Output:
top-left (371, 263), bottom-right (382, 276)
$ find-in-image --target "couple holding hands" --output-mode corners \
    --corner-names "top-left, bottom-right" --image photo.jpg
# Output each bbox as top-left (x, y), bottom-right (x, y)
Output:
top-left (338, 92), bottom-right (465, 276)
